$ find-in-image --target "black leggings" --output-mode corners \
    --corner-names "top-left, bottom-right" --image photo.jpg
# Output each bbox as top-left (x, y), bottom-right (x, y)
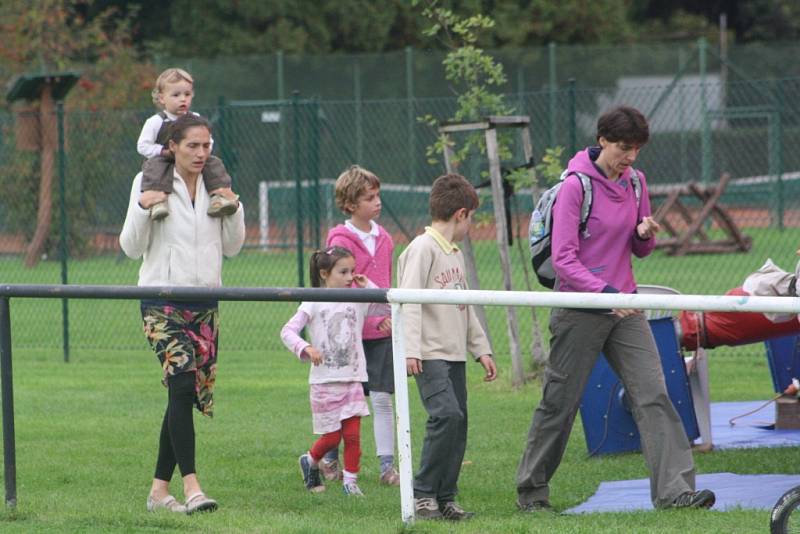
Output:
top-left (154, 372), bottom-right (196, 481)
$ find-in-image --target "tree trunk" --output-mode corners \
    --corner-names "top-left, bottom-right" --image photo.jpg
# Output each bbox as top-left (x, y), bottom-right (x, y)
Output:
top-left (24, 85), bottom-right (56, 268)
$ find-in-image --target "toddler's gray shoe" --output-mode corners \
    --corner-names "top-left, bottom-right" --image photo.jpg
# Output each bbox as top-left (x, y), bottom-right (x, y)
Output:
top-left (149, 201), bottom-right (169, 221)
top-left (207, 193), bottom-right (239, 217)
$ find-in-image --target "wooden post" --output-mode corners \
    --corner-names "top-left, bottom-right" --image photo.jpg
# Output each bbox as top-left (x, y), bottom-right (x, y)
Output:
top-left (485, 127), bottom-right (524, 387)
top-left (24, 85), bottom-right (56, 268)
top-left (519, 127), bottom-right (547, 368)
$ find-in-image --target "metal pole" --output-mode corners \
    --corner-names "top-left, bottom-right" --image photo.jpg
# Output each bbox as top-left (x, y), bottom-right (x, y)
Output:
top-left (277, 51), bottom-right (287, 181)
top-left (699, 37), bottom-right (711, 185)
top-left (292, 91), bottom-right (304, 287)
top-left (548, 42), bottom-right (557, 147)
top-left (391, 303), bottom-right (414, 525)
top-left (354, 59), bottom-right (363, 163)
top-left (405, 47), bottom-right (416, 182)
top-left (310, 97), bottom-right (321, 249)
top-left (0, 297), bottom-right (16, 508)
top-left (568, 78), bottom-right (576, 156)
top-left (56, 101), bottom-right (69, 363)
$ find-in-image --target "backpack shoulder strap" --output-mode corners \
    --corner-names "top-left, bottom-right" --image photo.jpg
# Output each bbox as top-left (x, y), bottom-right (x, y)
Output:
top-left (629, 168), bottom-right (642, 207)
top-left (574, 172), bottom-right (593, 237)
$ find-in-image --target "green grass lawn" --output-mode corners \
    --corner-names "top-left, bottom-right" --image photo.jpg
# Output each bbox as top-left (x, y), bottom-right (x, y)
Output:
top-left (0, 346), bottom-right (790, 533)
top-left (1, 227), bottom-right (799, 531)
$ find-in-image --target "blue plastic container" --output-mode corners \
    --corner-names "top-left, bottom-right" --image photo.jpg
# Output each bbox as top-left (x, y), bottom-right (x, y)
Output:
top-left (579, 317), bottom-right (700, 456)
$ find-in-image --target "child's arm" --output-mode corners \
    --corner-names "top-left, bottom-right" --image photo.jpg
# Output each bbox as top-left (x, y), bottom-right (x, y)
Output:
top-left (352, 276), bottom-right (391, 326)
top-left (280, 309), bottom-right (323, 365)
top-left (477, 355), bottom-right (497, 382)
top-left (137, 115), bottom-right (167, 159)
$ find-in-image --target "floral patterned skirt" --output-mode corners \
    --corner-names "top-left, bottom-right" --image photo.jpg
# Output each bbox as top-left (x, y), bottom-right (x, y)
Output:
top-left (141, 304), bottom-right (219, 417)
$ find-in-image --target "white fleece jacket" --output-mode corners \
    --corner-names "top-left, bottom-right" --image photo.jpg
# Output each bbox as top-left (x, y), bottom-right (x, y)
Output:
top-left (119, 171), bottom-right (245, 287)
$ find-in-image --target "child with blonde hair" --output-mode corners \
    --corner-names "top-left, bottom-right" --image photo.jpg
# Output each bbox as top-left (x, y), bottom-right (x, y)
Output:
top-left (321, 165), bottom-right (399, 486)
top-left (137, 67), bottom-right (237, 220)
top-left (281, 246), bottom-right (383, 496)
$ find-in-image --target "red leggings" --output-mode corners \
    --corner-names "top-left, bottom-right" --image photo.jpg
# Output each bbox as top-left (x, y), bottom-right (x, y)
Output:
top-left (309, 416), bottom-right (361, 474)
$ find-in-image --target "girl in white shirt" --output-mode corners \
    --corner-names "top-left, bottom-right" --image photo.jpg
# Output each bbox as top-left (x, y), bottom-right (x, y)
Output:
top-left (281, 246), bottom-right (381, 497)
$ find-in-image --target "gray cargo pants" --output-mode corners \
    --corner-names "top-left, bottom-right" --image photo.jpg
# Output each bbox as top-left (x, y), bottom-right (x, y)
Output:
top-left (516, 308), bottom-right (696, 508)
top-left (413, 360), bottom-right (467, 503)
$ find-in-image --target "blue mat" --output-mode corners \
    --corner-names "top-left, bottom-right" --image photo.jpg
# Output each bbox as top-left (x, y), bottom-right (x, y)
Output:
top-left (565, 472), bottom-right (800, 513)
top-left (707, 400), bottom-right (800, 450)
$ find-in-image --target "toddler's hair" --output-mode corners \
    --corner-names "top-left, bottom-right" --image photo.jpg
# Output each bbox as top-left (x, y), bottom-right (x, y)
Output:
top-left (334, 165), bottom-right (381, 214)
top-left (429, 173), bottom-right (479, 221)
top-left (152, 68), bottom-right (194, 107)
top-left (309, 246), bottom-right (354, 287)
top-left (167, 114), bottom-right (211, 146)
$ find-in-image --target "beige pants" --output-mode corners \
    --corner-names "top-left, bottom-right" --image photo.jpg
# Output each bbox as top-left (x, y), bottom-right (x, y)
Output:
top-left (516, 308), bottom-right (696, 508)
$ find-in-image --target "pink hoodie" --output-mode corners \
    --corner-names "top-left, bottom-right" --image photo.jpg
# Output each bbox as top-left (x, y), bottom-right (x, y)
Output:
top-left (326, 223), bottom-right (394, 339)
top-left (551, 146), bottom-right (656, 294)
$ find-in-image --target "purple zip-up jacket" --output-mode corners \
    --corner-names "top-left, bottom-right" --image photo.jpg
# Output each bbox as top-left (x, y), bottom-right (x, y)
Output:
top-left (551, 147), bottom-right (656, 294)
top-left (326, 223), bottom-right (394, 340)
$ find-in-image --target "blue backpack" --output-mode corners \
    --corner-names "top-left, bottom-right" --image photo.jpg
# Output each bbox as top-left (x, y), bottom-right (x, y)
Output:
top-left (529, 169), bottom-right (641, 289)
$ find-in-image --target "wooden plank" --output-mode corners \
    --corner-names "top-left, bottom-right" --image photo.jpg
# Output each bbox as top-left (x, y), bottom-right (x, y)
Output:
top-left (485, 127), bottom-right (524, 387)
top-left (438, 121), bottom-right (490, 133)
top-left (486, 115), bottom-right (531, 126)
top-left (442, 134), bottom-right (492, 346)
top-left (518, 126), bottom-right (547, 367)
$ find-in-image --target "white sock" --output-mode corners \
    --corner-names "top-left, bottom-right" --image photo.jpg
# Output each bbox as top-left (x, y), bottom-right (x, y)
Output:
top-left (370, 391), bottom-right (395, 458)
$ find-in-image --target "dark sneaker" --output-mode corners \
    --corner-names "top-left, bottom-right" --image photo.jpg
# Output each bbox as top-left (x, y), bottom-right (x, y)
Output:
top-left (440, 501), bottom-right (475, 521)
top-left (517, 499), bottom-right (555, 513)
top-left (298, 453), bottom-right (325, 493)
top-left (670, 489), bottom-right (715, 509)
top-left (320, 458), bottom-right (342, 481)
top-left (414, 497), bottom-right (442, 520)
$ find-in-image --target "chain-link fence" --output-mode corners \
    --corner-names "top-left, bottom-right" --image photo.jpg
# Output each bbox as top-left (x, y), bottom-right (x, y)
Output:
top-left (2, 70), bottom-right (800, 360)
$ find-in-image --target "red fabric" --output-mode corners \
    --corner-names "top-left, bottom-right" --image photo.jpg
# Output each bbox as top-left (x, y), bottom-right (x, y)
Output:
top-left (308, 416), bottom-right (361, 473)
top-left (679, 287), bottom-right (800, 350)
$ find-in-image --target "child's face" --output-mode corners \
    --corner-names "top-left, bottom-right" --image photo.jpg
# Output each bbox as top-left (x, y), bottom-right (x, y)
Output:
top-left (320, 256), bottom-right (356, 289)
top-left (158, 79), bottom-right (194, 116)
top-left (452, 208), bottom-right (474, 242)
top-left (347, 186), bottom-right (381, 223)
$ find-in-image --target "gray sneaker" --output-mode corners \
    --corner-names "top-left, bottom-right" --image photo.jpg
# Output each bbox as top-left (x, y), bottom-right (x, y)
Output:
top-left (440, 501), bottom-right (475, 521)
top-left (343, 481), bottom-right (365, 496)
top-left (517, 499), bottom-right (555, 513)
top-left (299, 453), bottom-right (325, 493)
top-left (149, 200), bottom-right (169, 221)
top-left (414, 497), bottom-right (442, 520)
top-left (207, 193), bottom-right (238, 217)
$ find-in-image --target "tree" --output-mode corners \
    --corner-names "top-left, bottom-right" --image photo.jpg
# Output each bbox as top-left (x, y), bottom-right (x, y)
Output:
top-left (416, 0), bottom-right (549, 386)
top-left (0, 0), bottom-right (155, 265)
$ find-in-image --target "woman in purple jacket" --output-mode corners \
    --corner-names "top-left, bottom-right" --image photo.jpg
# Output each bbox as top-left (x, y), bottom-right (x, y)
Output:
top-left (515, 106), bottom-right (715, 512)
